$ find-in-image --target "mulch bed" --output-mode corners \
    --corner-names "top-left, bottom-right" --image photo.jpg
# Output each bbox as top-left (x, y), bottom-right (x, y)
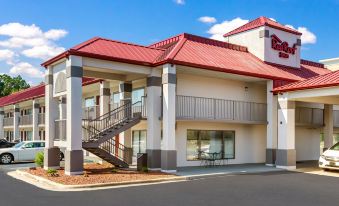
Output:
top-left (27, 163), bottom-right (176, 185)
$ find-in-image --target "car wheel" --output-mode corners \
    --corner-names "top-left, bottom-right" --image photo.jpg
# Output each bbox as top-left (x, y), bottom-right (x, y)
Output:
top-left (0, 153), bottom-right (13, 164)
top-left (59, 152), bottom-right (64, 161)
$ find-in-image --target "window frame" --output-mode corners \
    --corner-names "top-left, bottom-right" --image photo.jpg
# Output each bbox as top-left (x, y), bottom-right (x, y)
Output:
top-left (186, 129), bottom-right (235, 161)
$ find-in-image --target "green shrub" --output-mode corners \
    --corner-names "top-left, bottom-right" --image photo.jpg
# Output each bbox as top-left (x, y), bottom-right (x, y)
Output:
top-left (35, 152), bottom-right (44, 168)
top-left (111, 168), bottom-right (118, 173)
top-left (141, 166), bottom-right (149, 173)
top-left (46, 169), bottom-right (58, 177)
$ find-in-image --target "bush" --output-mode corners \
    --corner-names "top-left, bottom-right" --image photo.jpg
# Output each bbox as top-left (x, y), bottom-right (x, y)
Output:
top-left (111, 168), bottom-right (118, 173)
top-left (141, 166), bottom-right (149, 173)
top-left (46, 169), bottom-right (58, 177)
top-left (35, 152), bottom-right (44, 168)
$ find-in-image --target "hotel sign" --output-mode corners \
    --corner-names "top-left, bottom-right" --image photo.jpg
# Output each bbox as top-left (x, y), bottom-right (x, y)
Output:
top-left (271, 34), bottom-right (297, 59)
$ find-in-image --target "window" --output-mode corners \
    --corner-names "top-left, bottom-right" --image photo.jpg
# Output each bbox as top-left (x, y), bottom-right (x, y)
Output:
top-left (132, 88), bottom-right (145, 104)
top-left (132, 130), bottom-right (147, 156)
top-left (85, 97), bottom-right (95, 107)
top-left (186, 130), bottom-right (235, 161)
top-left (33, 142), bottom-right (45, 148)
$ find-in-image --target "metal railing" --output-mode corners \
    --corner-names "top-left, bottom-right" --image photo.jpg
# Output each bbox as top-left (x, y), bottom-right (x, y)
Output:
top-left (38, 113), bottom-right (45, 125)
top-left (295, 107), bottom-right (324, 127)
top-left (176, 95), bottom-right (267, 123)
top-left (82, 105), bottom-right (100, 120)
top-left (55, 119), bottom-right (66, 141)
top-left (3, 117), bottom-right (13, 126)
top-left (19, 115), bottom-right (32, 125)
top-left (100, 138), bottom-right (133, 164)
top-left (82, 100), bottom-right (144, 141)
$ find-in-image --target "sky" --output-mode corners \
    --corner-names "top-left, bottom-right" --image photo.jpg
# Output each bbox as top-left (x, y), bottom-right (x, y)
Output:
top-left (0, 0), bottom-right (338, 85)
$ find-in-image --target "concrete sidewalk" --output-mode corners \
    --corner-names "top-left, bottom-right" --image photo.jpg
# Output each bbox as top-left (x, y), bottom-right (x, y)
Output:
top-left (177, 163), bottom-right (283, 179)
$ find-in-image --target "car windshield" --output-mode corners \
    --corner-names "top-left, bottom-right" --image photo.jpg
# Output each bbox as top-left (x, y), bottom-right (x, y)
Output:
top-left (13, 142), bottom-right (25, 148)
top-left (330, 142), bottom-right (339, 151)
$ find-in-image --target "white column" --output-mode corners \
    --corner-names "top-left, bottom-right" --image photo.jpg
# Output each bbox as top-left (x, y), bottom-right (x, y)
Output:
top-left (44, 65), bottom-right (60, 170)
top-left (100, 81), bottom-right (110, 116)
top-left (277, 94), bottom-right (296, 170)
top-left (65, 55), bottom-right (84, 175)
top-left (32, 99), bottom-right (39, 140)
top-left (266, 80), bottom-right (278, 166)
top-left (324, 104), bottom-right (334, 151)
top-left (119, 82), bottom-right (132, 150)
top-left (146, 69), bottom-right (162, 170)
top-left (13, 104), bottom-right (20, 141)
top-left (161, 64), bottom-right (177, 173)
top-left (0, 107), bottom-right (4, 139)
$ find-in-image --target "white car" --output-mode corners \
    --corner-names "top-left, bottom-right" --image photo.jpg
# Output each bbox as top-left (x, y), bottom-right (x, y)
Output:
top-left (319, 142), bottom-right (339, 171)
top-left (0, 141), bottom-right (64, 164)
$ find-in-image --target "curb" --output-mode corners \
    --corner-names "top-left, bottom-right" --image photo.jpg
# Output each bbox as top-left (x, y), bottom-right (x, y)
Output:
top-left (10, 170), bottom-right (187, 191)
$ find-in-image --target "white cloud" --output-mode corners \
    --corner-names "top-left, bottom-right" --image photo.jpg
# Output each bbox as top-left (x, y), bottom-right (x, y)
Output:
top-left (198, 16), bottom-right (217, 24)
top-left (22, 45), bottom-right (65, 60)
top-left (0, 49), bottom-right (14, 61)
top-left (174, 0), bottom-right (185, 5)
top-left (0, 23), bottom-right (43, 38)
top-left (9, 62), bottom-right (44, 78)
top-left (285, 25), bottom-right (316, 44)
top-left (44, 29), bottom-right (68, 40)
top-left (207, 17), bottom-right (249, 41)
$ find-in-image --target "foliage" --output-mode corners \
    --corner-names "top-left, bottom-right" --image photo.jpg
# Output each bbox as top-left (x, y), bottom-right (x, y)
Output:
top-left (46, 169), bottom-right (58, 177)
top-left (34, 152), bottom-right (44, 168)
top-left (0, 74), bottom-right (30, 97)
top-left (111, 168), bottom-right (118, 173)
top-left (141, 166), bottom-right (149, 173)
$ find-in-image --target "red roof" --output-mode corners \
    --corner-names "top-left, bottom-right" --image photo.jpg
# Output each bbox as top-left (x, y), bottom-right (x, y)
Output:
top-left (223, 16), bottom-right (302, 37)
top-left (0, 78), bottom-right (99, 107)
top-left (273, 70), bottom-right (339, 93)
top-left (42, 33), bottom-right (328, 82)
top-left (150, 33), bottom-right (328, 81)
top-left (42, 37), bottom-right (164, 67)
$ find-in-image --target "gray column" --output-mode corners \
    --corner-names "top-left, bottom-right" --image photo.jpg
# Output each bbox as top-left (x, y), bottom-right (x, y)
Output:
top-left (44, 65), bottom-right (60, 170)
top-left (323, 104), bottom-right (334, 151)
top-left (65, 55), bottom-right (84, 175)
top-left (146, 69), bottom-right (162, 170)
top-left (100, 81), bottom-right (110, 116)
top-left (161, 64), bottom-right (177, 173)
top-left (119, 81), bottom-right (132, 164)
top-left (0, 107), bottom-right (4, 139)
top-left (32, 99), bottom-right (39, 140)
top-left (266, 80), bottom-right (277, 166)
top-left (13, 105), bottom-right (20, 141)
top-left (277, 95), bottom-right (296, 170)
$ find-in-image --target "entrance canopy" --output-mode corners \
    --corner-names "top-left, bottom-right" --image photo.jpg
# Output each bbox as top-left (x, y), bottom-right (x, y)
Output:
top-left (274, 70), bottom-right (339, 104)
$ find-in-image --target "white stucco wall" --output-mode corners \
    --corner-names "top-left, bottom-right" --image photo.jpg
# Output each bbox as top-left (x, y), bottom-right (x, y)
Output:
top-left (295, 127), bottom-right (321, 161)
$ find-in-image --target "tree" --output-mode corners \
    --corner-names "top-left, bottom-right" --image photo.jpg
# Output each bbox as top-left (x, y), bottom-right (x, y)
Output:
top-left (0, 74), bottom-right (30, 97)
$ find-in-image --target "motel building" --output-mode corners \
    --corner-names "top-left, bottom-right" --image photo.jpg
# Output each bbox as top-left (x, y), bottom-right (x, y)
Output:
top-left (1, 16), bottom-right (339, 175)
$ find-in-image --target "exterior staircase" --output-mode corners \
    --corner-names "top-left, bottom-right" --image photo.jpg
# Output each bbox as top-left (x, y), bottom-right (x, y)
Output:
top-left (82, 101), bottom-right (143, 168)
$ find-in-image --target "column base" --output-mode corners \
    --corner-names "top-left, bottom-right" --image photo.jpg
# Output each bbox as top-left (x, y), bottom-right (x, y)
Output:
top-left (65, 150), bottom-right (84, 176)
top-left (43, 147), bottom-right (60, 170)
top-left (147, 149), bottom-right (161, 170)
top-left (161, 150), bottom-right (177, 172)
top-left (276, 149), bottom-right (296, 170)
top-left (266, 148), bottom-right (276, 165)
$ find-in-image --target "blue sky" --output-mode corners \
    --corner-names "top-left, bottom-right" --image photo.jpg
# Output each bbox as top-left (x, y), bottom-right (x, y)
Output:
top-left (0, 0), bottom-right (338, 85)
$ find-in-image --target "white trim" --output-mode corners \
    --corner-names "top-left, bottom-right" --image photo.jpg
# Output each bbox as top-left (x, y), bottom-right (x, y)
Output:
top-left (161, 170), bottom-right (177, 173)
top-left (265, 164), bottom-right (275, 167)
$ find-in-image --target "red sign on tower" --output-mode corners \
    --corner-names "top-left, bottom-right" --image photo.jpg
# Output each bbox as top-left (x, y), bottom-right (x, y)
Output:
top-left (271, 34), bottom-right (297, 59)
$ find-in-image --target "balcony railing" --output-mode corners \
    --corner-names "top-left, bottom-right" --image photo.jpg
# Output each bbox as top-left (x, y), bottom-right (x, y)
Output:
top-left (19, 115), bottom-right (32, 126)
top-left (176, 95), bottom-right (267, 123)
top-left (295, 107), bottom-right (324, 127)
top-left (83, 105), bottom-right (100, 120)
top-left (38, 113), bottom-right (45, 125)
top-left (3, 117), bottom-right (13, 126)
top-left (55, 119), bottom-right (66, 141)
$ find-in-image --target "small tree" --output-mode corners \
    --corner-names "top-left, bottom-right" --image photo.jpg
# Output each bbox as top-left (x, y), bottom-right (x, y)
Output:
top-left (35, 152), bottom-right (44, 168)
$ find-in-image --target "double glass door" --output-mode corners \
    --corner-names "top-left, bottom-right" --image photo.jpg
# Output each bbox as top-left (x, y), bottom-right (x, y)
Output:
top-left (132, 130), bottom-right (146, 157)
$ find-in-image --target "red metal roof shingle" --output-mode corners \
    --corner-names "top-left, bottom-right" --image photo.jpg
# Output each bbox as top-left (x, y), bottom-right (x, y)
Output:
top-left (273, 70), bottom-right (339, 93)
top-left (223, 16), bottom-right (302, 37)
top-left (0, 78), bottom-right (99, 107)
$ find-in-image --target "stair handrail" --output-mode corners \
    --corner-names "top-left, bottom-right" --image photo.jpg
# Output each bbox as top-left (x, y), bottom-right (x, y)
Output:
top-left (99, 138), bottom-right (133, 164)
top-left (82, 100), bottom-right (143, 141)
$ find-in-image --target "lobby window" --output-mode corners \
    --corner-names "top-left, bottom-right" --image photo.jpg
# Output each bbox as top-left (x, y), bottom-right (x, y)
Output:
top-left (84, 97), bottom-right (95, 107)
top-left (186, 130), bottom-right (235, 161)
top-left (132, 130), bottom-right (147, 157)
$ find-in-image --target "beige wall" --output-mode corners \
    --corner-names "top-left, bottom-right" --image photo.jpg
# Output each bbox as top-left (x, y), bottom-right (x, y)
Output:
top-left (295, 127), bottom-right (321, 161)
